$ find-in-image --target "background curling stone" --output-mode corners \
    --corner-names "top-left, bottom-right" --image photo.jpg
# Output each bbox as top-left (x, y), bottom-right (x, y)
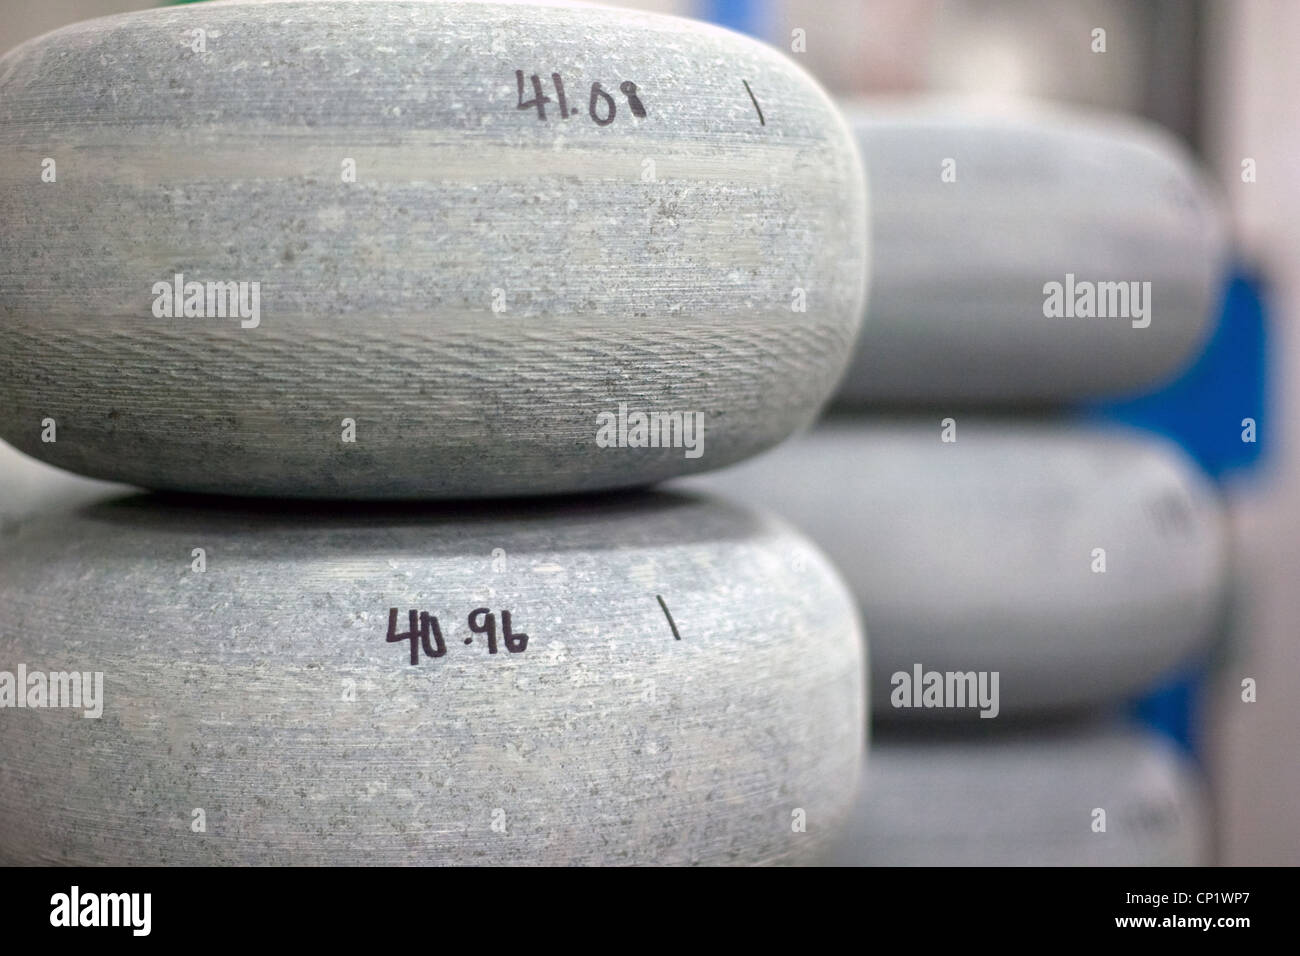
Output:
top-left (827, 722), bottom-right (1211, 866)
top-left (836, 98), bottom-right (1226, 404)
top-left (0, 0), bottom-right (868, 498)
top-left (0, 490), bottom-right (863, 865)
top-left (682, 418), bottom-right (1229, 717)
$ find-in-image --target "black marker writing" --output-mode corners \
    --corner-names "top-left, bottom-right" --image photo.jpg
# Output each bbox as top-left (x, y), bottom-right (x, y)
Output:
top-left (515, 70), bottom-right (647, 125)
top-left (386, 607), bottom-right (528, 665)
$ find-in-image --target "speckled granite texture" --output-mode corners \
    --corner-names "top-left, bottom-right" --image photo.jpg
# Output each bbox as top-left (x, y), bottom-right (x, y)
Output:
top-left (0, 489), bottom-right (865, 864)
top-left (0, 0), bottom-right (868, 497)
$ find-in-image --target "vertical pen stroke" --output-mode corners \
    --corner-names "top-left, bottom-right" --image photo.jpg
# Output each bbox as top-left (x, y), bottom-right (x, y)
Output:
top-left (742, 79), bottom-right (765, 126)
top-left (656, 595), bottom-right (682, 640)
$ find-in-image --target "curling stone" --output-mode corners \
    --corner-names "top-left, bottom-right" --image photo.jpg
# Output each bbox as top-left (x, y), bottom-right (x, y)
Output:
top-left (684, 417), bottom-right (1228, 717)
top-left (827, 722), bottom-right (1210, 866)
top-left (0, 489), bottom-right (864, 864)
top-left (838, 97), bottom-right (1226, 404)
top-left (0, 0), bottom-right (867, 497)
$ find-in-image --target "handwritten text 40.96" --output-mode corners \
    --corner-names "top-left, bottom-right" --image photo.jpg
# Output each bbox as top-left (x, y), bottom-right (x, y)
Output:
top-left (386, 607), bottom-right (528, 665)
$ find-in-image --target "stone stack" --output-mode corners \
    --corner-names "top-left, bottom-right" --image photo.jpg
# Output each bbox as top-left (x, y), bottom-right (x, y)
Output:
top-left (0, 0), bottom-right (869, 865)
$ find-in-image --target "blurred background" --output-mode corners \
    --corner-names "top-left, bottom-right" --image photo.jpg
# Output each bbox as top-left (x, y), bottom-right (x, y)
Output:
top-left (1, 0), bottom-right (1295, 864)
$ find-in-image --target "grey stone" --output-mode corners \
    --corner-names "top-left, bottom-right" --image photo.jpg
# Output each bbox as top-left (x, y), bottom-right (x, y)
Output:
top-left (0, 0), bottom-right (867, 497)
top-left (683, 417), bottom-right (1228, 716)
top-left (827, 722), bottom-right (1210, 866)
top-left (838, 98), bottom-right (1226, 403)
top-left (0, 488), bottom-right (864, 864)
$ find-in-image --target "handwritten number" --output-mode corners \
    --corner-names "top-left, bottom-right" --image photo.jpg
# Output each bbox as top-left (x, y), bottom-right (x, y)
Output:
top-left (515, 72), bottom-right (645, 125)
top-left (387, 608), bottom-right (420, 666)
top-left (589, 82), bottom-right (616, 126)
top-left (387, 607), bottom-right (525, 664)
top-left (552, 72), bottom-right (570, 118)
top-left (516, 70), bottom-right (551, 120)
top-left (502, 611), bottom-right (528, 653)
top-left (619, 81), bottom-right (646, 118)
top-left (468, 608), bottom-right (498, 655)
top-left (420, 611), bottom-right (447, 659)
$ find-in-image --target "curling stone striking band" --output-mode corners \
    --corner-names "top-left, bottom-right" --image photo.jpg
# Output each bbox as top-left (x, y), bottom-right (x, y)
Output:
top-left (0, 490), bottom-right (864, 865)
top-left (685, 418), bottom-right (1229, 716)
top-left (837, 98), bottom-right (1226, 404)
top-left (827, 723), bottom-right (1210, 866)
top-left (0, 0), bottom-right (868, 497)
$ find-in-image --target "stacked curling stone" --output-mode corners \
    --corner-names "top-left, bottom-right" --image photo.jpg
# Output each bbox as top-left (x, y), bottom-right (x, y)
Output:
top-left (0, 0), bottom-right (870, 865)
top-left (688, 97), bottom-right (1231, 866)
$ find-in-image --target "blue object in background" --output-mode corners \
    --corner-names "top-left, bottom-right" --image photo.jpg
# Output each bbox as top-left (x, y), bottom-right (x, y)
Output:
top-left (1128, 667), bottom-right (1205, 761)
top-left (701, 0), bottom-right (771, 38)
top-left (1090, 268), bottom-right (1270, 759)
top-left (1085, 268), bottom-right (1269, 480)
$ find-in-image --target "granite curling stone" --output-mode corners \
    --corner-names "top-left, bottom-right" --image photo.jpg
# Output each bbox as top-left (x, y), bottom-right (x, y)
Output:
top-left (684, 417), bottom-right (1229, 717)
top-left (837, 98), bottom-right (1226, 404)
top-left (826, 722), bottom-right (1211, 866)
top-left (0, 0), bottom-right (868, 497)
top-left (0, 489), bottom-right (864, 864)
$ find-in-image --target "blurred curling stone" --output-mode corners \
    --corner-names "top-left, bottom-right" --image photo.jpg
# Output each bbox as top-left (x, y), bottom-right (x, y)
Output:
top-left (837, 97), bottom-right (1227, 404)
top-left (684, 417), bottom-right (1228, 717)
top-left (827, 722), bottom-right (1210, 866)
